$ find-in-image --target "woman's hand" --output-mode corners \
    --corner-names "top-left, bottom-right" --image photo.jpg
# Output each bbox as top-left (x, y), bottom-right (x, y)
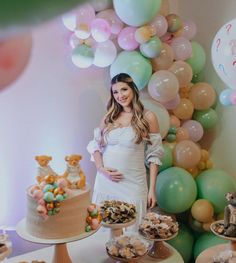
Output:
top-left (147, 190), bottom-right (157, 209)
top-left (98, 167), bottom-right (124, 182)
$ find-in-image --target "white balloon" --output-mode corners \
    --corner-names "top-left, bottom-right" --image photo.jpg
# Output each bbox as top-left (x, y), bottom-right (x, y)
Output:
top-left (93, 40), bottom-right (117, 67)
top-left (212, 18), bottom-right (236, 89)
top-left (141, 97), bottom-right (170, 138)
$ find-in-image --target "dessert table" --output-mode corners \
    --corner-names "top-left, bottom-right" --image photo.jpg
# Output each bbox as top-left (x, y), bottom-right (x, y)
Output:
top-left (5, 228), bottom-right (184, 263)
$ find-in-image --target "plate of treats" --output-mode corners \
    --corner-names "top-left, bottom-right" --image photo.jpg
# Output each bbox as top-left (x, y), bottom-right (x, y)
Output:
top-left (106, 234), bottom-right (151, 262)
top-left (211, 220), bottom-right (236, 242)
top-left (100, 200), bottom-right (137, 227)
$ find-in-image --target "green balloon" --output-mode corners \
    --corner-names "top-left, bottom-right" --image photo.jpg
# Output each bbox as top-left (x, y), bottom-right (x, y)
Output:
top-left (193, 232), bottom-right (229, 259)
top-left (191, 70), bottom-right (205, 84)
top-left (186, 41), bottom-right (206, 75)
top-left (110, 51), bottom-right (152, 90)
top-left (193, 108), bottom-right (218, 131)
top-left (159, 145), bottom-right (173, 172)
top-left (167, 224), bottom-right (194, 263)
top-left (113, 0), bottom-right (162, 27)
top-left (0, 0), bottom-right (87, 36)
top-left (156, 167), bottom-right (197, 213)
top-left (196, 168), bottom-right (236, 213)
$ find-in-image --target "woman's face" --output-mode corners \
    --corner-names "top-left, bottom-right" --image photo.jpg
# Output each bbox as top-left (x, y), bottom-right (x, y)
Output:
top-left (112, 81), bottom-right (134, 108)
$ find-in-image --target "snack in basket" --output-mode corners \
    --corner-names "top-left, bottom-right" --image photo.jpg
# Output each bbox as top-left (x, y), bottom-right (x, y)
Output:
top-left (100, 200), bottom-right (136, 224)
top-left (106, 235), bottom-right (149, 259)
top-left (139, 212), bottom-right (179, 239)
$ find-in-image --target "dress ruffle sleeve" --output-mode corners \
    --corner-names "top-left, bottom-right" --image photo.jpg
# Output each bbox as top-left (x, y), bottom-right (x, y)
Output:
top-left (145, 133), bottom-right (164, 166)
top-left (87, 127), bottom-right (104, 161)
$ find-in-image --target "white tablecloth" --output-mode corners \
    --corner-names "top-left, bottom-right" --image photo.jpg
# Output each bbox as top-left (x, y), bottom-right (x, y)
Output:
top-left (5, 228), bottom-right (184, 263)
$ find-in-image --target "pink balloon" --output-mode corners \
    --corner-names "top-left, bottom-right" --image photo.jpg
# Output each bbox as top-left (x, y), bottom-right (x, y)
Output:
top-left (91, 18), bottom-right (111, 42)
top-left (230, 89), bottom-right (236, 105)
top-left (0, 34), bottom-right (32, 91)
top-left (77, 4), bottom-right (95, 25)
top-left (162, 94), bottom-right (180, 110)
top-left (182, 120), bottom-right (204, 142)
top-left (117, 26), bottom-right (139, 51)
top-left (148, 70), bottom-right (179, 103)
top-left (182, 20), bottom-right (197, 40)
top-left (171, 36), bottom-right (192, 60)
top-left (149, 15), bottom-right (168, 37)
top-left (96, 9), bottom-right (124, 35)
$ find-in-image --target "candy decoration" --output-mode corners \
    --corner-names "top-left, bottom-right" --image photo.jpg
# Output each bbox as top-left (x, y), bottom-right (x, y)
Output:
top-left (85, 204), bottom-right (101, 232)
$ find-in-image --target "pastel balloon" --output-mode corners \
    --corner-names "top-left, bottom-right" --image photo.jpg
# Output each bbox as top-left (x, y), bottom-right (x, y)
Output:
top-left (186, 41), bottom-right (206, 74)
top-left (170, 115), bottom-right (181, 128)
top-left (182, 20), bottom-right (197, 40)
top-left (140, 36), bottom-right (162, 58)
top-left (113, 0), bottom-right (162, 27)
top-left (134, 26), bottom-right (153, 44)
top-left (156, 167), bottom-right (197, 213)
top-left (90, 0), bottom-right (112, 12)
top-left (149, 15), bottom-right (168, 37)
top-left (93, 40), bottom-right (117, 68)
top-left (191, 199), bottom-right (214, 223)
top-left (170, 37), bottom-right (192, 61)
top-left (91, 18), bottom-right (111, 42)
top-left (173, 140), bottom-right (201, 169)
top-left (0, 0), bottom-right (88, 36)
top-left (230, 89), bottom-right (236, 105)
top-left (176, 127), bottom-right (189, 142)
top-left (167, 224), bottom-right (194, 263)
top-left (151, 43), bottom-right (174, 70)
top-left (192, 70), bottom-right (205, 84)
top-left (71, 44), bottom-right (94, 68)
top-left (196, 168), bottom-right (236, 213)
top-left (193, 108), bottom-right (218, 131)
top-left (166, 14), bottom-right (183, 33)
top-left (169, 61), bottom-right (193, 87)
top-left (159, 0), bottom-right (170, 16)
top-left (110, 51), bottom-right (152, 90)
top-left (182, 120), bottom-right (204, 142)
top-left (96, 9), bottom-right (124, 35)
top-left (189, 82), bottom-right (216, 110)
top-left (219, 88), bottom-right (233, 106)
top-left (0, 33), bottom-right (32, 91)
top-left (141, 98), bottom-right (170, 138)
top-left (159, 144), bottom-right (173, 172)
top-left (75, 23), bottom-right (91, 39)
top-left (69, 33), bottom-right (82, 48)
top-left (117, 27), bottom-right (139, 51)
top-left (76, 4), bottom-right (95, 25)
top-left (172, 98), bottom-right (194, 120)
top-left (162, 94), bottom-right (180, 110)
top-left (148, 70), bottom-right (179, 103)
top-left (211, 18), bottom-right (236, 89)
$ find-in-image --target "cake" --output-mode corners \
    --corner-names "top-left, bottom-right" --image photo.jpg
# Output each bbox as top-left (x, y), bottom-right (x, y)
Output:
top-left (25, 155), bottom-right (101, 239)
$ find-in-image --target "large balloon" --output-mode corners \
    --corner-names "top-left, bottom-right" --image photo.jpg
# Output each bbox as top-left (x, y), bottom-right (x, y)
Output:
top-left (0, 33), bottom-right (32, 90)
top-left (156, 167), bottom-right (197, 213)
top-left (113, 0), bottom-right (162, 27)
top-left (193, 108), bottom-right (218, 131)
top-left (211, 18), bottom-right (236, 89)
top-left (169, 61), bottom-right (193, 87)
top-left (158, 144), bottom-right (173, 172)
top-left (193, 232), bottom-right (229, 259)
top-left (196, 168), bottom-right (236, 213)
top-left (110, 51), bottom-right (152, 90)
top-left (173, 140), bottom-right (201, 169)
top-left (141, 98), bottom-right (170, 138)
top-left (167, 224), bottom-right (194, 263)
top-left (0, 0), bottom-right (88, 37)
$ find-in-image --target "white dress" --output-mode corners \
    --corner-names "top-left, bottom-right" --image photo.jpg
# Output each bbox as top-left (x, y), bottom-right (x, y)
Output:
top-left (87, 125), bottom-right (163, 227)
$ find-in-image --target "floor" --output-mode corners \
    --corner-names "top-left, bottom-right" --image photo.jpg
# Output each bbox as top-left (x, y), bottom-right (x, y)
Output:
top-left (6, 230), bottom-right (49, 258)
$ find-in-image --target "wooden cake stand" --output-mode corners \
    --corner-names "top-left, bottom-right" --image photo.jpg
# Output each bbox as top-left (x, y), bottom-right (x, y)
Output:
top-left (16, 218), bottom-right (99, 263)
top-left (102, 219), bottom-right (136, 238)
top-left (140, 232), bottom-right (178, 260)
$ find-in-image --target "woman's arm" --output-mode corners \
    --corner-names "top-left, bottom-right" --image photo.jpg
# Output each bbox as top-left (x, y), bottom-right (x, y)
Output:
top-left (145, 111), bottom-right (160, 208)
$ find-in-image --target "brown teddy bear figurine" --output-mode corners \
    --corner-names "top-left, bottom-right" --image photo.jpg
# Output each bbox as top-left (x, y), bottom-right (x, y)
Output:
top-left (35, 155), bottom-right (57, 184)
top-left (224, 192), bottom-right (236, 237)
top-left (63, 154), bottom-right (86, 189)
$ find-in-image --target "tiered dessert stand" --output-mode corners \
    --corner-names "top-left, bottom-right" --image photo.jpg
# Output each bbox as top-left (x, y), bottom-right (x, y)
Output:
top-left (16, 218), bottom-right (99, 263)
top-left (140, 232), bottom-right (178, 260)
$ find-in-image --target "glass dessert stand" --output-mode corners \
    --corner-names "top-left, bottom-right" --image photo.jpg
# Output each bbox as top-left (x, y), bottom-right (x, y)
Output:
top-left (211, 220), bottom-right (236, 251)
top-left (139, 232), bottom-right (178, 260)
top-left (102, 219), bottom-right (136, 239)
top-left (16, 218), bottom-right (100, 263)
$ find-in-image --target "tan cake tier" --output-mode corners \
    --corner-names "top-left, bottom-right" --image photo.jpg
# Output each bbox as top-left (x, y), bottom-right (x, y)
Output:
top-left (26, 186), bottom-right (91, 239)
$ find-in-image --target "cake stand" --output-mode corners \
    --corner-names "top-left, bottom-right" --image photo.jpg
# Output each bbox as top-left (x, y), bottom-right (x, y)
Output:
top-left (16, 218), bottom-right (100, 263)
top-left (211, 220), bottom-right (236, 251)
top-left (139, 232), bottom-right (178, 260)
top-left (102, 219), bottom-right (136, 239)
